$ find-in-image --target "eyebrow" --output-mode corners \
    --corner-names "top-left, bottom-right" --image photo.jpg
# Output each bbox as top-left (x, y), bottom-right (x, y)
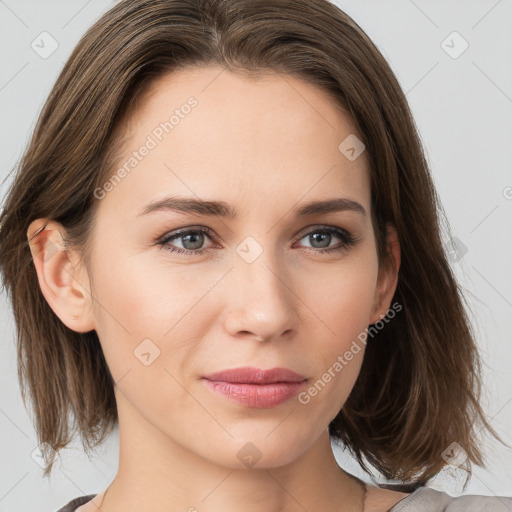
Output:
top-left (138, 196), bottom-right (367, 219)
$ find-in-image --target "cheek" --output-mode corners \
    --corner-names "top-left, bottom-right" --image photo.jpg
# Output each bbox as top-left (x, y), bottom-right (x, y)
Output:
top-left (300, 261), bottom-right (377, 409)
top-left (308, 256), bottom-right (377, 342)
top-left (87, 252), bottom-right (204, 422)
top-left (90, 243), bottom-right (205, 331)
top-left (88, 246), bottom-right (224, 382)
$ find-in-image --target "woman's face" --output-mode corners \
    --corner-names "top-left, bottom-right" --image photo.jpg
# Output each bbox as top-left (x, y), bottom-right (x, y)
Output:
top-left (66, 66), bottom-right (398, 468)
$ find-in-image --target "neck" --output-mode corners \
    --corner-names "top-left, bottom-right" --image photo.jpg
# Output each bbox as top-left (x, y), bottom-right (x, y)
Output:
top-left (100, 391), bottom-right (367, 512)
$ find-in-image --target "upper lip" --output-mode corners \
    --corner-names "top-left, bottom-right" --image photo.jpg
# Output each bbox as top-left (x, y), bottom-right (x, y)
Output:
top-left (203, 366), bottom-right (307, 384)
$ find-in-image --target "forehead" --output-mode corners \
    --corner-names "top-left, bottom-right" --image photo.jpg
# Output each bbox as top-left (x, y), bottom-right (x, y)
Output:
top-left (97, 65), bottom-right (371, 220)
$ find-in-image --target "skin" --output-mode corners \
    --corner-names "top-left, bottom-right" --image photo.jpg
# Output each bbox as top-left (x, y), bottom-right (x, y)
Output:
top-left (28, 66), bottom-right (406, 512)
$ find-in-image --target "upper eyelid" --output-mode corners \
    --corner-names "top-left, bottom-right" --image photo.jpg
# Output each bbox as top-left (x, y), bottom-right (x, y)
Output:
top-left (294, 224), bottom-right (350, 238)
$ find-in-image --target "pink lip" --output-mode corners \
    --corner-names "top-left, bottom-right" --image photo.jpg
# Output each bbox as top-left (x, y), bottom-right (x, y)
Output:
top-left (204, 366), bottom-right (306, 384)
top-left (202, 366), bottom-right (307, 408)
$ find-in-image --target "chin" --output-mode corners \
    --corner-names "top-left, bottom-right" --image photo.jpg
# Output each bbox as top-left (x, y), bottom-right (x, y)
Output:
top-left (195, 431), bottom-right (309, 470)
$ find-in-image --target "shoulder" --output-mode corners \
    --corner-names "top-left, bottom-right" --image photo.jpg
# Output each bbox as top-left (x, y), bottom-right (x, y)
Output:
top-left (378, 485), bottom-right (512, 512)
top-left (55, 494), bottom-right (97, 512)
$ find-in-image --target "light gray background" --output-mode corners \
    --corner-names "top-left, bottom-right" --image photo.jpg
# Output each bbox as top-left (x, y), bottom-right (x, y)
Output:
top-left (1, 1), bottom-right (511, 511)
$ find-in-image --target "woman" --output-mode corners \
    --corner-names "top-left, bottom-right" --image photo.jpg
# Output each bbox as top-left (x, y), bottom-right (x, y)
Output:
top-left (0, 0), bottom-right (510, 511)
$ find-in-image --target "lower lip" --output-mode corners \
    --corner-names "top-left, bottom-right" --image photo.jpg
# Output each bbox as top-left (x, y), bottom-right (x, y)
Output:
top-left (202, 379), bottom-right (306, 408)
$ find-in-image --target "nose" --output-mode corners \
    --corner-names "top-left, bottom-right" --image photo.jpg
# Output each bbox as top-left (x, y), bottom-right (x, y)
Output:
top-left (222, 244), bottom-right (299, 342)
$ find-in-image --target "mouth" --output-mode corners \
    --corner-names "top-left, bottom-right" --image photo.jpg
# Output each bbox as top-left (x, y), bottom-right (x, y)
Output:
top-left (201, 366), bottom-right (308, 408)
top-left (203, 366), bottom-right (307, 384)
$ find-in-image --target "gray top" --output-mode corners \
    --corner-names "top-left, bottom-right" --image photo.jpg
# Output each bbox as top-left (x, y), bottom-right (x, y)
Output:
top-left (387, 486), bottom-right (512, 511)
top-left (56, 486), bottom-right (512, 512)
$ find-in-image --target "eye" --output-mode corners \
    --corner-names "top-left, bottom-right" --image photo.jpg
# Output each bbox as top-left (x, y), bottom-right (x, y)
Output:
top-left (156, 227), bottom-right (217, 255)
top-left (294, 226), bottom-right (356, 254)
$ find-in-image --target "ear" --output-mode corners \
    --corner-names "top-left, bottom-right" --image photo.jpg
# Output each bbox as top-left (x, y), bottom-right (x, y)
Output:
top-left (369, 224), bottom-right (401, 325)
top-left (27, 218), bottom-right (95, 333)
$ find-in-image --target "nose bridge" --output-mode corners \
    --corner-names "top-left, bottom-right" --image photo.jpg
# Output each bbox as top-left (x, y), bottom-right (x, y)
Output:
top-left (224, 234), bottom-right (297, 339)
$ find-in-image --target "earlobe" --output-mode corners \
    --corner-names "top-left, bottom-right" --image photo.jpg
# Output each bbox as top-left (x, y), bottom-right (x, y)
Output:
top-left (27, 218), bottom-right (95, 333)
top-left (369, 224), bottom-right (401, 324)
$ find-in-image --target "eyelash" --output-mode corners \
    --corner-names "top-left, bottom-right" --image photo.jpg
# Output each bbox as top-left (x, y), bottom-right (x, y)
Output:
top-left (156, 225), bottom-right (357, 256)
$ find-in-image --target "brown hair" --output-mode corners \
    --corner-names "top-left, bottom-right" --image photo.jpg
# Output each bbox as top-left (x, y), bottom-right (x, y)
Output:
top-left (0, 0), bottom-right (505, 485)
